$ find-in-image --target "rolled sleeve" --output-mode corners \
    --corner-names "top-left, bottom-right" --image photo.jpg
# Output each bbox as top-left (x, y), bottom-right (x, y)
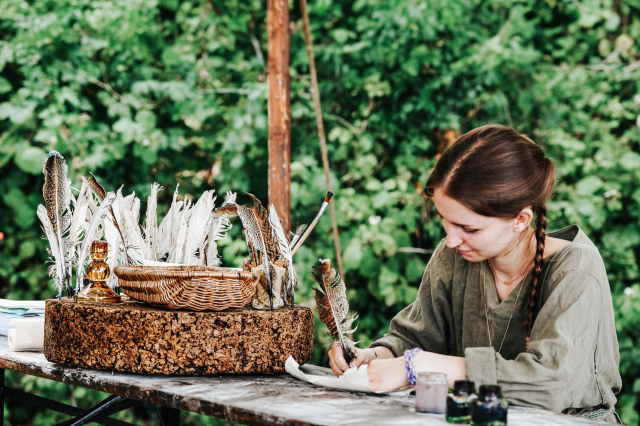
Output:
top-left (465, 347), bottom-right (498, 386)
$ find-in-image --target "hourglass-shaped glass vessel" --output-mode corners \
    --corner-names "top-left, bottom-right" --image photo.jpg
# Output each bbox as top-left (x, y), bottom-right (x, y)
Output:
top-left (77, 241), bottom-right (121, 303)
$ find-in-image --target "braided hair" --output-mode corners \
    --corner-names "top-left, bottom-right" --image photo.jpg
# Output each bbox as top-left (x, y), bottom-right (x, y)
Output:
top-left (426, 124), bottom-right (555, 335)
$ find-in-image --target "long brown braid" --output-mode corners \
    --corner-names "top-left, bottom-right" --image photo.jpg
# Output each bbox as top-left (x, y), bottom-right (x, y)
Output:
top-left (426, 124), bottom-right (555, 336)
top-left (528, 204), bottom-right (547, 334)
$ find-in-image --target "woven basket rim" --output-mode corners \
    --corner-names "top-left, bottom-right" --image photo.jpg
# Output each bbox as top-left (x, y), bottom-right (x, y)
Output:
top-left (114, 265), bottom-right (255, 279)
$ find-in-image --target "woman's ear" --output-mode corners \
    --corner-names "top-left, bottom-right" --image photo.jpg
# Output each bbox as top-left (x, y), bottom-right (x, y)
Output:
top-left (514, 207), bottom-right (534, 233)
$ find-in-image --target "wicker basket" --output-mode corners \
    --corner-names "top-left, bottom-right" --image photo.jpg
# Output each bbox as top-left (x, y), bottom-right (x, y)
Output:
top-left (113, 265), bottom-right (259, 311)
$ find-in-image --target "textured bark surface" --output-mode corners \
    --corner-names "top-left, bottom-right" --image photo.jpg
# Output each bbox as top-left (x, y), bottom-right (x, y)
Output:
top-left (267, 0), bottom-right (291, 232)
top-left (44, 300), bottom-right (313, 375)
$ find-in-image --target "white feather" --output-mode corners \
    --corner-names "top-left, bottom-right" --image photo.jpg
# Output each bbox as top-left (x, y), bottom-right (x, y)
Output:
top-left (121, 205), bottom-right (145, 264)
top-left (206, 215), bottom-right (232, 266)
top-left (171, 197), bottom-right (192, 263)
top-left (270, 204), bottom-right (297, 302)
top-left (144, 183), bottom-right (163, 261)
top-left (183, 190), bottom-right (216, 266)
top-left (156, 185), bottom-right (181, 260)
top-left (157, 200), bottom-right (183, 261)
top-left (68, 178), bottom-right (92, 249)
top-left (223, 191), bottom-right (237, 205)
top-left (75, 192), bottom-right (116, 288)
top-left (37, 205), bottom-right (64, 294)
top-left (104, 197), bottom-right (122, 288)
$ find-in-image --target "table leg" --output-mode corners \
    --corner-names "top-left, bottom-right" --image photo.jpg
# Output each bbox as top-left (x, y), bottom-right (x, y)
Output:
top-left (160, 406), bottom-right (180, 426)
top-left (68, 395), bottom-right (122, 426)
top-left (0, 368), bottom-right (4, 425)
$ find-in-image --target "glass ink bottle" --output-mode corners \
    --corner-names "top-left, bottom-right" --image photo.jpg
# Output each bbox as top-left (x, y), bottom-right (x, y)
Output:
top-left (447, 380), bottom-right (477, 423)
top-left (415, 372), bottom-right (448, 414)
top-left (471, 385), bottom-right (508, 426)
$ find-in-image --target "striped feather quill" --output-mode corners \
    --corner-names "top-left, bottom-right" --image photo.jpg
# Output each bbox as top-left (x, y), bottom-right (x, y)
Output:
top-left (237, 205), bottom-right (275, 309)
top-left (85, 173), bottom-right (132, 264)
top-left (42, 152), bottom-right (72, 291)
top-left (269, 204), bottom-right (297, 304)
top-left (312, 259), bottom-right (358, 365)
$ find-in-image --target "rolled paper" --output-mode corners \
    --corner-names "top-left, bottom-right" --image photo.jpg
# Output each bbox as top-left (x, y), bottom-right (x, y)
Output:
top-left (7, 317), bottom-right (45, 351)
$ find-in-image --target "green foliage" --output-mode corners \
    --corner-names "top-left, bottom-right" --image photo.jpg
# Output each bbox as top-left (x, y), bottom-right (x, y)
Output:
top-left (2, 0), bottom-right (640, 423)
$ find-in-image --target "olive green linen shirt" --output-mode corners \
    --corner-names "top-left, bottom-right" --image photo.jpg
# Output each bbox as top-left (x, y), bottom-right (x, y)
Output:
top-left (371, 225), bottom-right (621, 416)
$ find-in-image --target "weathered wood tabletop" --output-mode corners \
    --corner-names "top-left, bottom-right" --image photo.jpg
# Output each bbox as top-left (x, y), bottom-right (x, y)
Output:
top-left (0, 339), bottom-right (608, 425)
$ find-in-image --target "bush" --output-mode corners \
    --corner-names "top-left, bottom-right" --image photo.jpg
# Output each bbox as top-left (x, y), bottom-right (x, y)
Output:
top-left (2, 0), bottom-right (640, 423)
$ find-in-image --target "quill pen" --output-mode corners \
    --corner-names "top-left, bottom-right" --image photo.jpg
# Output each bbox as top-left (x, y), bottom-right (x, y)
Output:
top-left (85, 173), bottom-right (132, 264)
top-left (247, 193), bottom-right (278, 261)
top-left (312, 258), bottom-right (357, 365)
top-left (75, 192), bottom-right (116, 289)
top-left (206, 215), bottom-right (232, 266)
top-left (269, 204), bottom-right (297, 304)
top-left (37, 204), bottom-right (64, 294)
top-left (156, 185), bottom-right (182, 261)
top-left (144, 183), bottom-right (163, 261)
top-left (183, 190), bottom-right (216, 265)
top-left (291, 191), bottom-right (333, 256)
top-left (42, 151), bottom-right (72, 293)
top-left (237, 205), bottom-right (275, 310)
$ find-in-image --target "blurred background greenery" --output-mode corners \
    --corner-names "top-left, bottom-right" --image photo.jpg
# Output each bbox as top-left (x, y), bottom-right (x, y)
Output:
top-left (2, 0), bottom-right (640, 424)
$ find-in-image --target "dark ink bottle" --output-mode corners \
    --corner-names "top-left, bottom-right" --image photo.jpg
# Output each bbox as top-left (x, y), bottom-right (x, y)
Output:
top-left (446, 380), bottom-right (477, 423)
top-left (471, 385), bottom-right (508, 426)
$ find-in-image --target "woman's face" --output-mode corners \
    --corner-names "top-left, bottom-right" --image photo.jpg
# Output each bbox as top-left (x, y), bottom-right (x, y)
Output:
top-left (433, 188), bottom-right (528, 262)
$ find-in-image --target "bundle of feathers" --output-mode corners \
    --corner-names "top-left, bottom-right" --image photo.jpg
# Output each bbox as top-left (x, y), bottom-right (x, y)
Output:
top-left (211, 193), bottom-right (307, 308)
top-left (37, 151), bottom-right (303, 307)
top-left (312, 259), bottom-right (358, 365)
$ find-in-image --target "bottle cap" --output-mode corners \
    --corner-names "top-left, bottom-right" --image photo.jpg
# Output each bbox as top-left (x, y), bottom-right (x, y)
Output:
top-left (478, 385), bottom-right (503, 400)
top-left (453, 380), bottom-right (476, 396)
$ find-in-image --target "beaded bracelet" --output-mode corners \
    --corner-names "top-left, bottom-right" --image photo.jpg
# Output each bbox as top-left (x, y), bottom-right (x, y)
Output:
top-left (404, 348), bottom-right (422, 385)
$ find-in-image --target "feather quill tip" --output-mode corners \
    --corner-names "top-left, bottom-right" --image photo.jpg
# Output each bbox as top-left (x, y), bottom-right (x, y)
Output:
top-left (325, 191), bottom-right (334, 202)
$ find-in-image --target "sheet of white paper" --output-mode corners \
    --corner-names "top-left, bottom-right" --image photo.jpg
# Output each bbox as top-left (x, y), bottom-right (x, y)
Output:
top-left (0, 299), bottom-right (46, 312)
top-left (285, 356), bottom-right (414, 395)
top-left (8, 317), bottom-right (45, 350)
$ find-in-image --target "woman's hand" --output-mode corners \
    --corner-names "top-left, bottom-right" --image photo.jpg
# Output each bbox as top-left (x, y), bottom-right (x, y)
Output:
top-left (328, 343), bottom-right (370, 376)
top-left (367, 356), bottom-right (409, 392)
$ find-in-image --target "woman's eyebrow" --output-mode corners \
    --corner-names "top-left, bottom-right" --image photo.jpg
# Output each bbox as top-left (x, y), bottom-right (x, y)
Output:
top-left (434, 207), bottom-right (477, 229)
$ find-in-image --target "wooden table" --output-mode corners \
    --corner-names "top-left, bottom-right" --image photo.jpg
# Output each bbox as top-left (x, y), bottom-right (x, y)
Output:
top-left (0, 339), bottom-right (608, 425)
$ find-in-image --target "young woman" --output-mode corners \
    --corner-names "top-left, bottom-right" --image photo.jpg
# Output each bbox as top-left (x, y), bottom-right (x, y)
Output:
top-left (328, 125), bottom-right (622, 422)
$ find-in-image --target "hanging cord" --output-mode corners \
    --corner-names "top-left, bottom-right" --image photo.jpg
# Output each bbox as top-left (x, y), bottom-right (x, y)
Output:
top-left (482, 262), bottom-right (526, 353)
top-left (300, 0), bottom-right (346, 280)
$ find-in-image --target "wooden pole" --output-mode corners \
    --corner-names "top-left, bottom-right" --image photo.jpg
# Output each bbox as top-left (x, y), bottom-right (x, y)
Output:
top-left (267, 0), bottom-right (291, 232)
top-left (300, 0), bottom-right (345, 280)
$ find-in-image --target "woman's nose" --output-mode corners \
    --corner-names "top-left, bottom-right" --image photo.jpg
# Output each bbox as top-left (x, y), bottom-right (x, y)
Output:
top-left (444, 223), bottom-right (463, 248)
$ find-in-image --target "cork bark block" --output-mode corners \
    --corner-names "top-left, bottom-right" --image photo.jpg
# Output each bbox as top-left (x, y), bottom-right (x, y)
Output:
top-left (44, 299), bottom-right (314, 375)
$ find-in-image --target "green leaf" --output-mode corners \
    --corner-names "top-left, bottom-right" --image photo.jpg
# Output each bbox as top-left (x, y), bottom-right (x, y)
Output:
top-left (113, 117), bottom-right (139, 143)
top-left (343, 238), bottom-right (363, 271)
top-left (575, 176), bottom-right (604, 196)
top-left (620, 151), bottom-right (640, 171)
top-left (0, 77), bottom-right (12, 94)
top-left (0, 42), bottom-right (13, 72)
top-left (13, 146), bottom-right (47, 175)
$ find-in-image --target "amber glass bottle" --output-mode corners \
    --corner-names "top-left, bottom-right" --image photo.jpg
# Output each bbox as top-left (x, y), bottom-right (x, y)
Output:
top-left (77, 241), bottom-right (121, 303)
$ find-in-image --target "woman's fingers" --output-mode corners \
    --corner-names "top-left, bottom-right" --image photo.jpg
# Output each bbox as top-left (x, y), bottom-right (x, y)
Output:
top-left (328, 342), bottom-right (347, 376)
top-left (351, 349), bottom-right (367, 368)
top-left (329, 342), bottom-right (350, 375)
top-left (367, 357), bottom-right (410, 392)
top-left (329, 358), bottom-right (344, 377)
